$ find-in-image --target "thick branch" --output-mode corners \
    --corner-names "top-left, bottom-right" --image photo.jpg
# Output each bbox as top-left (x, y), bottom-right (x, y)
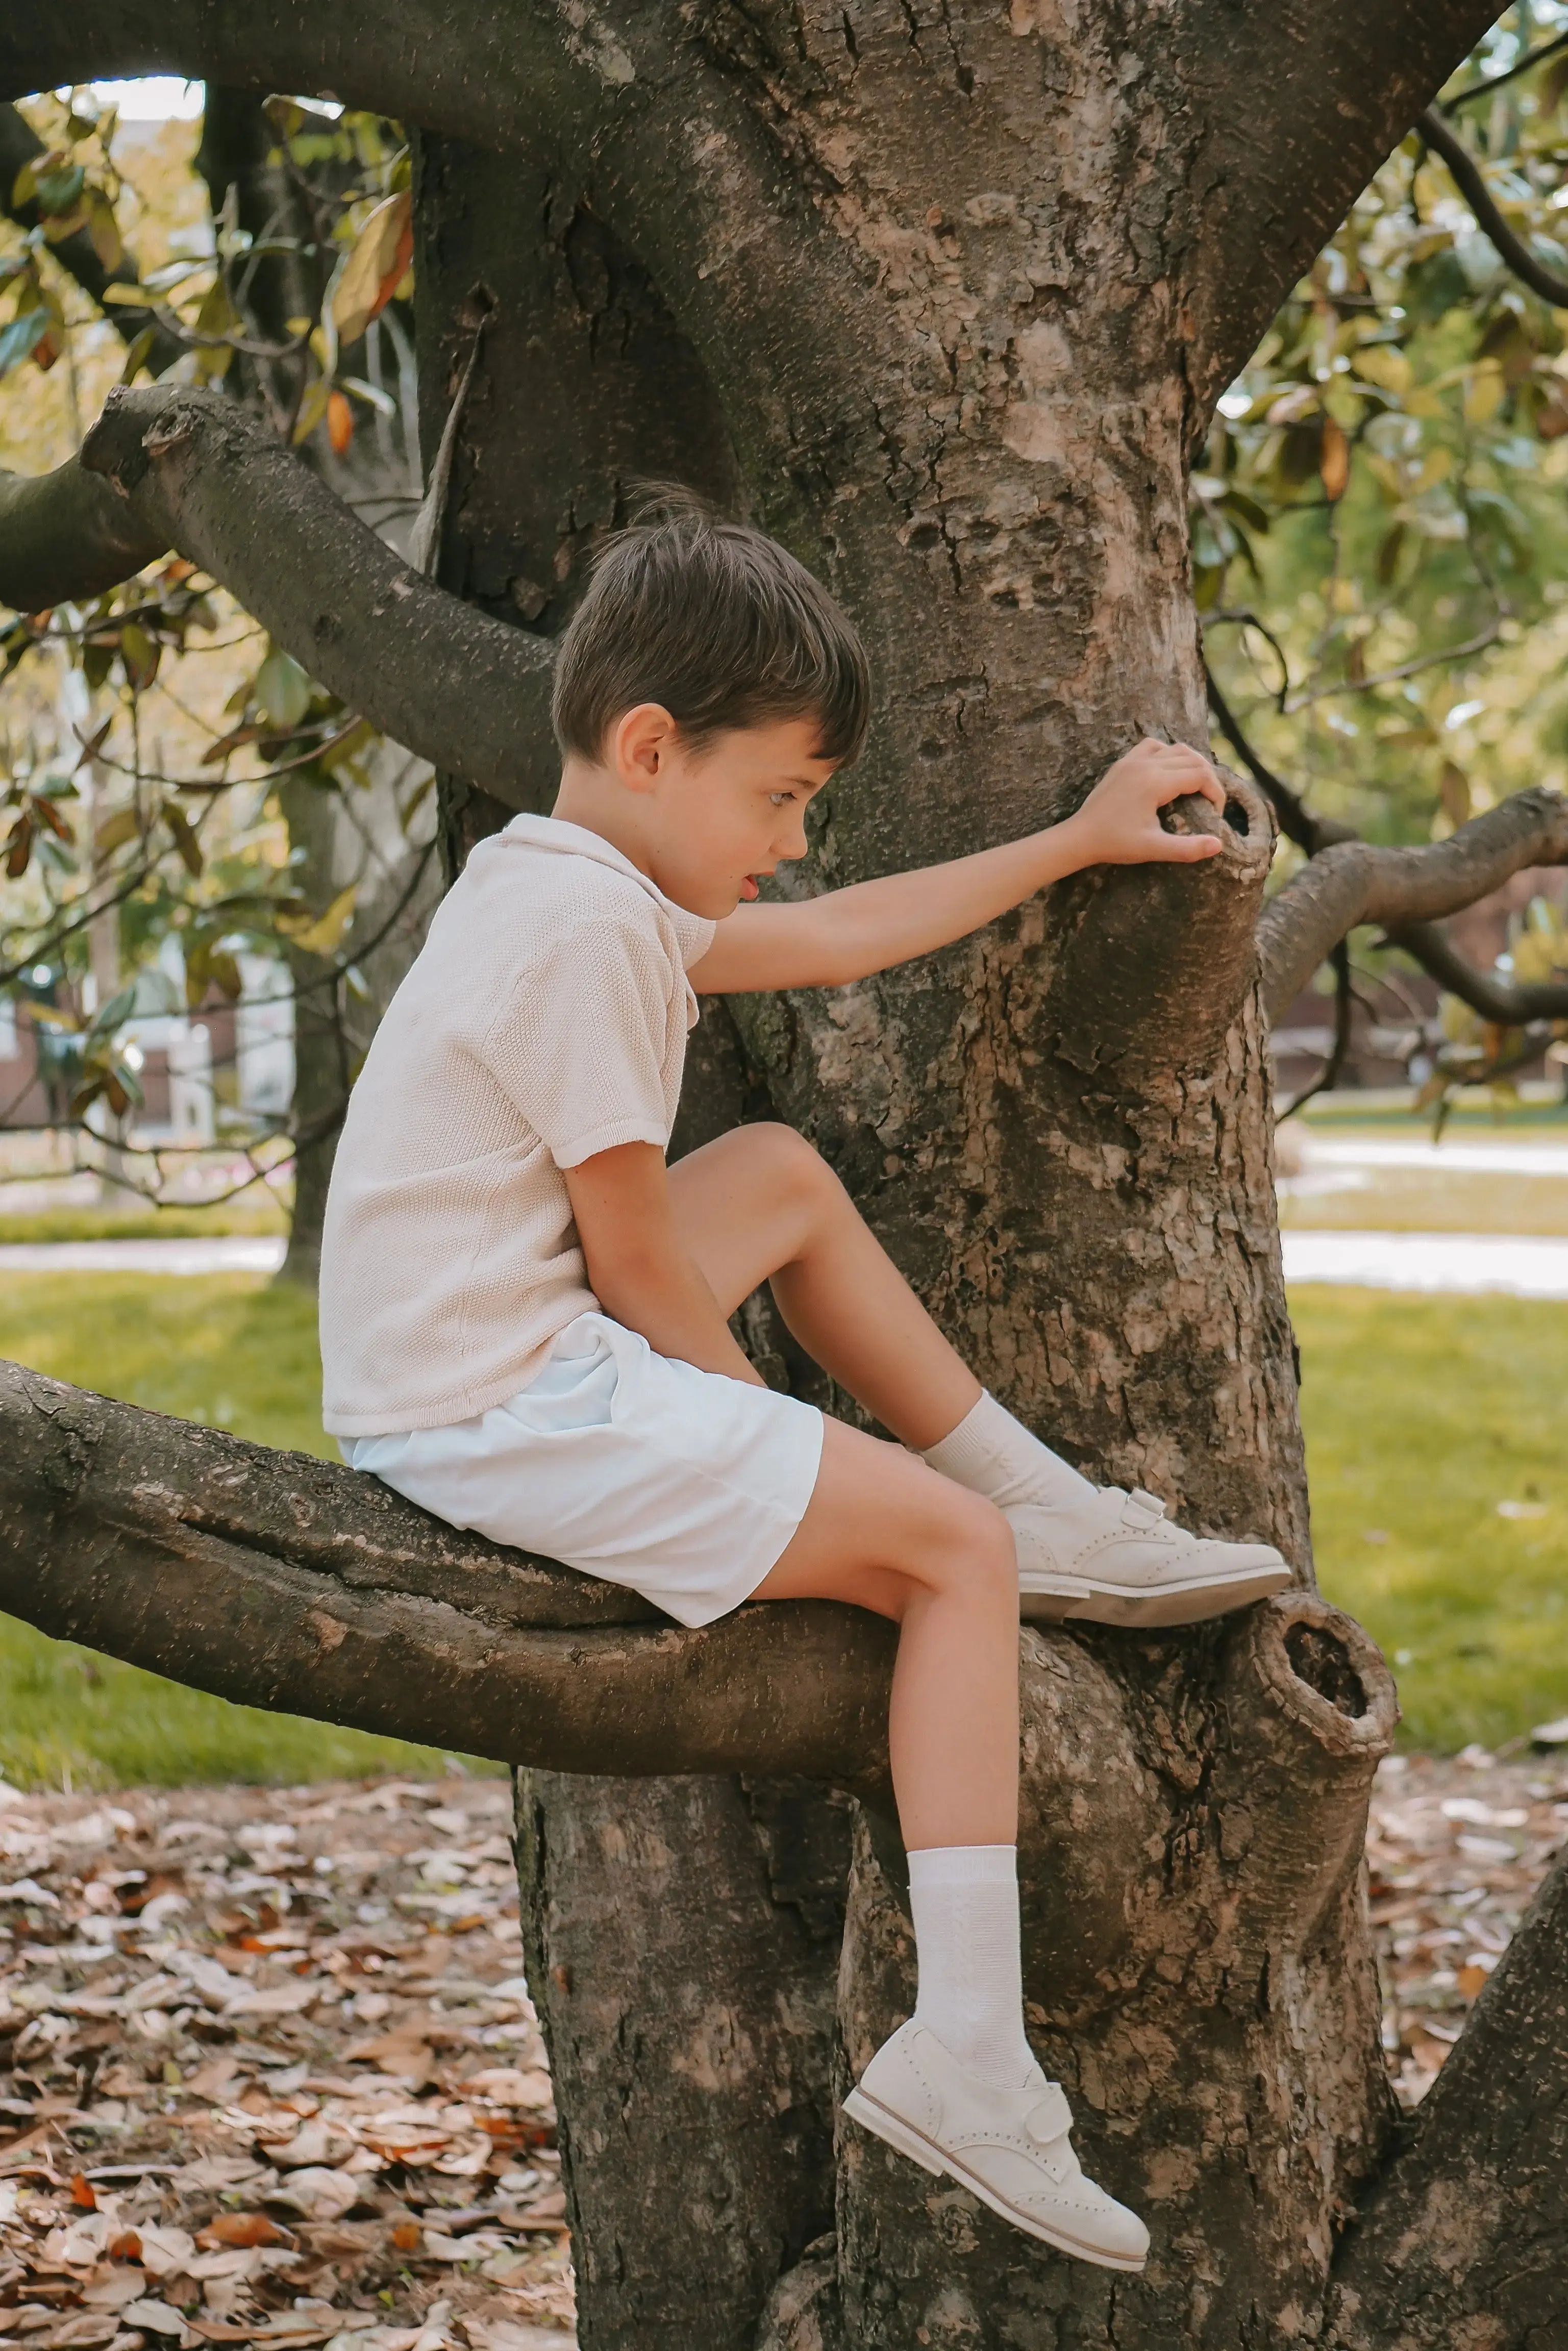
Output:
top-left (1419, 105), bottom-right (1568, 308)
top-left (1174, 0), bottom-right (1504, 422)
top-left (0, 384), bottom-right (554, 807)
top-left (0, 101), bottom-right (184, 372)
top-left (1257, 788), bottom-right (1568, 1017)
top-left (0, 1359), bottom-right (893, 1787)
top-left (1326, 1841), bottom-right (1568, 2346)
top-left (1386, 914), bottom-right (1568, 1023)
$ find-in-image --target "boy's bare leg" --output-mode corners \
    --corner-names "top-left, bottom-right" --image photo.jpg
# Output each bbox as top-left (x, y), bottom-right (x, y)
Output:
top-left (752, 1417), bottom-right (1019, 1847)
top-left (667, 1122), bottom-right (979, 1447)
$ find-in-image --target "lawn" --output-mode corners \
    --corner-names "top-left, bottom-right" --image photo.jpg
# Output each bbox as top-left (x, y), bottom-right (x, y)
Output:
top-left (0, 1270), bottom-right (1562, 1777)
top-left (1296, 1286), bottom-right (1568, 1754)
top-left (0, 1272), bottom-right (495, 1790)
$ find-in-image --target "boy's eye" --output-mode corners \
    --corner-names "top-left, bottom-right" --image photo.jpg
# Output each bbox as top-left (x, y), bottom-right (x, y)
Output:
top-left (769, 791), bottom-right (793, 806)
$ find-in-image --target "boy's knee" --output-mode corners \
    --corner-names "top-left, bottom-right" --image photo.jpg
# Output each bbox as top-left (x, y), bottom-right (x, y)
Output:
top-left (752, 1122), bottom-right (843, 1212)
top-left (923, 1482), bottom-right (1015, 1592)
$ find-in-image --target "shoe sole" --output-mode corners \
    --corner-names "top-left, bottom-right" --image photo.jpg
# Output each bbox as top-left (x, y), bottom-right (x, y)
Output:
top-left (841, 2085), bottom-right (1147, 2272)
top-left (1019, 1562), bottom-right (1291, 1628)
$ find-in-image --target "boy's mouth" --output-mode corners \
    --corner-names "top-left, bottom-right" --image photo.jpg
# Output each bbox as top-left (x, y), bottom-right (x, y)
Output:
top-left (740, 876), bottom-right (760, 901)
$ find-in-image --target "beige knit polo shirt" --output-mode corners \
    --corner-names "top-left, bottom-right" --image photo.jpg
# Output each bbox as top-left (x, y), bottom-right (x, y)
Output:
top-left (318, 815), bottom-right (715, 1437)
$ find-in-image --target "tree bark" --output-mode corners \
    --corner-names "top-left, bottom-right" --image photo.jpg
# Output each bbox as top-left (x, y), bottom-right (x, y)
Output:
top-left (516, 1770), bottom-right (852, 2351)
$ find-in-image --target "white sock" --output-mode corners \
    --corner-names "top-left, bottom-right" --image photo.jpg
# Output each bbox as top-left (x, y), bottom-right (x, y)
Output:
top-left (922, 1390), bottom-right (1095, 1511)
top-left (907, 1844), bottom-right (1037, 2089)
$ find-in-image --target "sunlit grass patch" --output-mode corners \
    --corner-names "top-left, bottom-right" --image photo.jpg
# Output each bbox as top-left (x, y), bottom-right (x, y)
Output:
top-left (1295, 1286), bottom-right (1568, 1753)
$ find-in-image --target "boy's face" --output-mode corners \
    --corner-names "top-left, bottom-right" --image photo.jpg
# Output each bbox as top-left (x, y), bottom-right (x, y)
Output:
top-left (618, 710), bottom-right (838, 920)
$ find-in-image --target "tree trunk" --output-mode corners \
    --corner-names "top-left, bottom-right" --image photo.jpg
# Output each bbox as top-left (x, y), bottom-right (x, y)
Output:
top-left (385, 4), bottom-right (1511, 2334)
top-left (516, 1770), bottom-right (852, 2351)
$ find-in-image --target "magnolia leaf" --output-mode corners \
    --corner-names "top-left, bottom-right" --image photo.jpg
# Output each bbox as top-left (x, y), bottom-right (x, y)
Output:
top-left (83, 186), bottom-right (123, 273)
top-left (332, 191), bottom-right (413, 344)
top-left (4, 813), bottom-right (34, 878)
top-left (1352, 343), bottom-right (1411, 395)
top-left (291, 378), bottom-right (332, 446)
top-left (1438, 759), bottom-right (1471, 828)
top-left (193, 279), bottom-right (241, 383)
top-left (340, 373), bottom-right (396, 416)
top-left (0, 308), bottom-right (51, 379)
top-left (1464, 362), bottom-right (1506, 427)
top-left (118, 621), bottom-right (160, 692)
top-left (327, 387), bottom-right (354, 455)
top-left (93, 807), bottom-right (142, 857)
top-left (1319, 418), bottom-right (1350, 502)
top-left (99, 282), bottom-right (160, 307)
top-left (254, 647), bottom-right (313, 731)
top-left (165, 805), bottom-right (204, 878)
top-left (277, 883), bottom-right (358, 957)
top-left (118, 323), bottom-right (157, 386)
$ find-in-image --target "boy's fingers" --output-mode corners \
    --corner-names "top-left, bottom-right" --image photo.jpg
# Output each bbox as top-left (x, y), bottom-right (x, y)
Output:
top-left (1165, 832), bottom-right (1225, 860)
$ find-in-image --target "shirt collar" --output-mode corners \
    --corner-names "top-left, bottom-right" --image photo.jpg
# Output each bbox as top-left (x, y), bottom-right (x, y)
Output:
top-left (497, 812), bottom-right (690, 924)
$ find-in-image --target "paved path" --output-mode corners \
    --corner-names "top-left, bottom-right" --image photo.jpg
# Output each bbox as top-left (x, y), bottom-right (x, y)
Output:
top-left (0, 1235), bottom-right (286, 1274)
top-left (4, 1227), bottom-right (1568, 1296)
top-left (1281, 1229), bottom-right (1568, 1298)
top-left (1306, 1135), bottom-right (1568, 1178)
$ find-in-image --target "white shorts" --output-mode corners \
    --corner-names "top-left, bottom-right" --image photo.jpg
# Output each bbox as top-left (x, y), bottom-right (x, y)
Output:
top-left (342, 1311), bottom-right (825, 1628)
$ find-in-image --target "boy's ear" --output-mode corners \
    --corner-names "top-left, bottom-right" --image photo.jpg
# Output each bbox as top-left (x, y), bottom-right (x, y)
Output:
top-left (611, 702), bottom-right (680, 792)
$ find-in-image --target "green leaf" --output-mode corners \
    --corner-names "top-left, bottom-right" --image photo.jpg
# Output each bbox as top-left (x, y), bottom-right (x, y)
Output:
top-left (253, 647), bottom-right (313, 731)
top-left (118, 621), bottom-right (160, 692)
top-left (118, 323), bottom-right (157, 386)
top-left (0, 308), bottom-right (50, 379)
top-left (32, 163), bottom-right (85, 216)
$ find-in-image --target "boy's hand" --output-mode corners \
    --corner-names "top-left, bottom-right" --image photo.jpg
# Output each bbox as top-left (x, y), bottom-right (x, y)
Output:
top-left (1068, 738), bottom-right (1227, 866)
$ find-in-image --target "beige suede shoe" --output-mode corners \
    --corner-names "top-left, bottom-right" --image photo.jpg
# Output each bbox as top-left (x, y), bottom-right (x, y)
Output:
top-left (842, 2020), bottom-right (1149, 2270)
top-left (1007, 1486), bottom-right (1290, 1626)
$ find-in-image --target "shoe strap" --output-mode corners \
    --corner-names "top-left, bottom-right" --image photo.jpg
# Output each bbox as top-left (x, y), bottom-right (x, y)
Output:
top-left (1023, 2080), bottom-right (1073, 2146)
top-left (1125, 1488), bottom-right (1168, 1527)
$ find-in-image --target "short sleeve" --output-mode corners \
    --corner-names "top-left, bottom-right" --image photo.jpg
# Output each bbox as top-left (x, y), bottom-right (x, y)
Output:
top-left (488, 914), bottom-right (677, 1168)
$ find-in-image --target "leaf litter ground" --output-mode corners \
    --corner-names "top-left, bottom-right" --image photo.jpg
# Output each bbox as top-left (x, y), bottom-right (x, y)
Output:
top-left (0, 1778), bottom-right (573, 2351)
top-left (1, 1747), bottom-right (1563, 2348)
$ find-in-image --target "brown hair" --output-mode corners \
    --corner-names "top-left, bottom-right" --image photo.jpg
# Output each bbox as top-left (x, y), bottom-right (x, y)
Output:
top-left (551, 498), bottom-right (871, 767)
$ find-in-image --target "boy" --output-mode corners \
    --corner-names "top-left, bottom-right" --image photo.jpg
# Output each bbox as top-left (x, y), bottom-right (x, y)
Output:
top-left (319, 510), bottom-right (1290, 2273)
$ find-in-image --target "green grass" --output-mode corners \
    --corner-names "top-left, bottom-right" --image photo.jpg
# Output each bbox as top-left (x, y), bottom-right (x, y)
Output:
top-left (1296, 1287), bottom-right (1568, 1753)
top-left (0, 1273), bottom-right (496, 1790)
top-left (1, 1272), bottom-right (1563, 1775)
top-left (1277, 1168), bottom-right (1568, 1234)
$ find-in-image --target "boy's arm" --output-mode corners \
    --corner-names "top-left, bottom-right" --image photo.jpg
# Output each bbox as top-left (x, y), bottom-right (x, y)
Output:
top-left (687, 736), bottom-right (1228, 996)
top-left (563, 1141), bottom-right (766, 1387)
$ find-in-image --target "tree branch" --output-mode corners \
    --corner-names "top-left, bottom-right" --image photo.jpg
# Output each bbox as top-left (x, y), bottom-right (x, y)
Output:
top-left (1381, 913), bottom-right (1568, 1022)
top-left (1418, 104), bottom-right (1568, 307)
top-left (1439, 25), bottom-right (1568, 112)
top-left (0, 100), bottom-right (184, 372)
top-left (0, 1359), bottom-right (894, 1789)
top-left (1257, 787), bottom-right (1568, 1018)
top-left (1205, 659), bottom-right (1357, 857)
top-left (1173, 0), bottom-right (1505, 423)
top-left (0, 384), bottom-right (555, 808)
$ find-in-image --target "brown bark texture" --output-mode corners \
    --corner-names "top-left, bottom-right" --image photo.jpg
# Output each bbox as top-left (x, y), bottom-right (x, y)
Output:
top-left (3, 2), bottom-right (1565, 2346)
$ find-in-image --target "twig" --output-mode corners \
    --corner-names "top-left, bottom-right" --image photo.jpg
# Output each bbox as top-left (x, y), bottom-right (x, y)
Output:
top-left (1279, 938), bottom-right (1354, 1118)
top-left (1439, 29), bottom-right (1568, 115)
top-left (1418, 107), bottom-right (1568, 309)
